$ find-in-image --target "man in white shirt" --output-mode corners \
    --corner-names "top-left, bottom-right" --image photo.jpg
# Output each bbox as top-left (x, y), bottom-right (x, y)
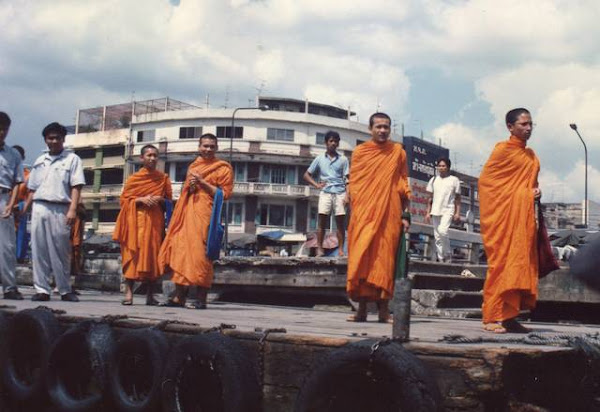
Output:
top-left (425, 157), bottom-right (461, 263)
top-left (22, 122), bottom-right (85, 302)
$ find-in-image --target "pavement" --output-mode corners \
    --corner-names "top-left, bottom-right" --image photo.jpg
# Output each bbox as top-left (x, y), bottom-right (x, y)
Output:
top-left (2, 286), bottom-right (599, 351)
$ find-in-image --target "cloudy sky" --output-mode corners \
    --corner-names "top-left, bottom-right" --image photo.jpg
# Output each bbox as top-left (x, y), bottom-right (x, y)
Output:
top-left (1, 0), bottom-right (598, 204)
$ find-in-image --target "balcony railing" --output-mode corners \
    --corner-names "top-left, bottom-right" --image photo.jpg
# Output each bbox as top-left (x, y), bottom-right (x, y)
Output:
top-left (82, 181), bottom-right (320, 202)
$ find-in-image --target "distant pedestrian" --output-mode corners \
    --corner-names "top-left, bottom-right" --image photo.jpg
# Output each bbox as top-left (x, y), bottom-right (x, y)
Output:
top-left (304, 131), bottom-right (349, 257)
top-left (425, 157), bottom-right (461, 262)
top-left (0, 112), bottom-right (25, 300)
top-left (479, 108), bottom-right (541, 333)
top-left (22, 122), bottom-right (85, 302)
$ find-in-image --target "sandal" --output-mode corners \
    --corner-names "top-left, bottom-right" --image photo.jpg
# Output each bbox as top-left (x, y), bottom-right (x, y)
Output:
top-left (121, 298), bottom-right (133, 306)
top-left (483, 322), bottom-right (506, 334)
top-left (185, 301), bottom-right (207, 310)
top-left (146, 297), bottom-right (159, 306)
top-left (159, 299), bottom-right (184, 308)
top-left (502, 318), bottom-right (531, 334)
top-left (346, 314), bottom-right (367, 322)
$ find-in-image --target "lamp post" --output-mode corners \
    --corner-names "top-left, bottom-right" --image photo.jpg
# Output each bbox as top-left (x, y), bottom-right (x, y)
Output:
top-left (224, 105), bottom-right (269, 253)
top-left (569, 123), bottom-right (588, 228)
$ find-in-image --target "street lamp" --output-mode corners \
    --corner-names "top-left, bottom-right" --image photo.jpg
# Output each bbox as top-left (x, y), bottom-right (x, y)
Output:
top-left (224, 105), bottom-right (269, 253)
top-left (569, 123), bottom-right (588, 228)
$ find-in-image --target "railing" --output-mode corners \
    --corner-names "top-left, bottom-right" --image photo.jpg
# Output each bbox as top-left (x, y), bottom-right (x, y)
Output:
top-left (233, 182), bottom-right (319, 197)
top-left (81, 184), bottom-right (123, 199)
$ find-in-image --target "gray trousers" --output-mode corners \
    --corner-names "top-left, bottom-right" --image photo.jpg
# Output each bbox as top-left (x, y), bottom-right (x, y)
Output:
top-left (31, 201), bottom-right (72, 295)
top-left (0, 193), bottom-right (18, 292)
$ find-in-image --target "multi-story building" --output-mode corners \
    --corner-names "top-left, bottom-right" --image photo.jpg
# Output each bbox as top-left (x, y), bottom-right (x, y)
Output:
top-left (65, 96), bottom-right (482, 250)
top-left (543, 200), bottom-right (600, 230)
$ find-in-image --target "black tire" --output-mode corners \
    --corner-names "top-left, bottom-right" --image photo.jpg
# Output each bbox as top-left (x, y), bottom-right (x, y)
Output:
top-left (46, 321), bottom-right (115, 412)
top-left (2, 308), bottom-right (61, 404)
top-left (294, 339), bottom-right (442, 412)
top-left (161, 332), bottom-right (261, 412)
top-left (108, 328), bottom-right (169, 412)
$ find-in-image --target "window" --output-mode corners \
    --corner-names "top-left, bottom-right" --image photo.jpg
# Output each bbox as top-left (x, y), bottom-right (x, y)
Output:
top-left (309, 206), bottom-right (318, 230)
top-left (98, 208), bottom-right (120, 222)
top-left (216, 126), bottom-right (243, 139)
top-left (256, 204), bottom-right (294, 227)
top-left (103, 146), bottom-right (125, 157)
top-left (75, 148), bottom-right (96, 159)
top-left (260, 164), bottom-right (297, 184)
top-left (231, 162), bottom-right (246, 182)
top-left (460, 186), bottom-right (470, 197)
top-left (224, 202), bottom-right (243, 225)
top-left (267, 128), bottom-right (294, 142)
top-left (175, 162), bottom-right (190, 182)
top-left (179, 126), bottom-right (203, 139)
top-left (83, 169), bottom-right (94, 185)
top-left (101, 168), bottom-right (124, 185)
top-left (316, 132), bottom-right (326, 145)
top-left (136, 130), bottom-right (155, 142)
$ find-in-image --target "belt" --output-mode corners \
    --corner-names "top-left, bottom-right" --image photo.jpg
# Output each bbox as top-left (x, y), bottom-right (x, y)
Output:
top-left (34, 199), bottom-right (70, 205)
top-left (0, 187), bottom-right (11, 194)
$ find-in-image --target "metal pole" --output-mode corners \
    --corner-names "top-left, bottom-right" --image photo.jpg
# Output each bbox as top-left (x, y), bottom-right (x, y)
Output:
top-left (224, 105), bottom-right (269, 254)
top-left (570, 124), bottom-right (588, 227)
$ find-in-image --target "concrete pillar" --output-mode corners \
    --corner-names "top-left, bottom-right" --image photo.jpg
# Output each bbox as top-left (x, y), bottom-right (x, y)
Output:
top-left (244, 196), bottom-right (258, 234)
top-left (296, 199), bottom-right (308, 233)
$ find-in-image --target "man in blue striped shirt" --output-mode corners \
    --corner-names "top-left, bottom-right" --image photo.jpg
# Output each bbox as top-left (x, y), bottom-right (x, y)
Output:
top-left (304, 131), bottom-right (349, 257)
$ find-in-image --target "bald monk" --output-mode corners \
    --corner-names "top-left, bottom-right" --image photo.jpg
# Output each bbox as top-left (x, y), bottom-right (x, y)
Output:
top-left (113, 144), bottom-right (172, 306)
top-left (159, 133), bottom-right (233, 309)
top-left (479, 108), bottom-right (541, 334)
top-left (346, 113), bottom-right (411, 323)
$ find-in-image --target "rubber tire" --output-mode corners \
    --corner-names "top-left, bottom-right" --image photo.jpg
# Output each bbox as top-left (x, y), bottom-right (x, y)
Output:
top-left (294, 339), bottom-right (442, 412)
top-left (2, 308), bottom-right (61, 404)
top-left (108, 328), bottom-right (169, 412)
top-left (46, 321), bottom-right (115, 412)
top-left (161, 332), bottom-right (261, 412)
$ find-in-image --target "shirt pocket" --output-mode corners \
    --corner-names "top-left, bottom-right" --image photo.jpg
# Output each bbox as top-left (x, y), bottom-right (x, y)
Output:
top-left (56, 163), bottom-right (71, 181)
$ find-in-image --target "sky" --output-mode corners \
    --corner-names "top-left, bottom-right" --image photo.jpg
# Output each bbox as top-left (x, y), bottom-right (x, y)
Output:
top-left (1, 0), bottom-right (599, 204)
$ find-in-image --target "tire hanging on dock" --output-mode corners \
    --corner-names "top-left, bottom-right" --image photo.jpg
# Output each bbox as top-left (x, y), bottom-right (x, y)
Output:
top-left (161, 332), bottom-right (262, 412)
top-left (46, 321), bottom-right (115, 411)
top-left (2, 308), bottom-right (61, 405)
top-left (107, 328), bottom-right (169, 412)
top-left (294, 339), bottom-right (442, 412)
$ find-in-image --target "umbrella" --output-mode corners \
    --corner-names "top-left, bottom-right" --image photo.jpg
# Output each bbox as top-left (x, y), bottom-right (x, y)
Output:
top-left (303, 232), bottom-right (339, 249)
top-left (257, 230), bottom-right (286, 241)
top-left (228, 233), bottom-right (256, 247)
top-left (550, 233), bottom-right (583, 247)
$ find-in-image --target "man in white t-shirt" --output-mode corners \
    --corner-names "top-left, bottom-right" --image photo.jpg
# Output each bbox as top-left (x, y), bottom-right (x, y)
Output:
top-left (425, 157), bottom-right (461, 262)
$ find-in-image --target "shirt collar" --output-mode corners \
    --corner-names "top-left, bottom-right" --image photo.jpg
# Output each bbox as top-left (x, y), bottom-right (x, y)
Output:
top-left (325, 151), bottom-right (339, 161)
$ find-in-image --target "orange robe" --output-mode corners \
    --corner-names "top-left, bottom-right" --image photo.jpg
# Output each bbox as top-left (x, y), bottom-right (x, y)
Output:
top-left (158, 157), bottom-right (233, 287)
top-left (347, 140), bottom-right (410, 301)
top-left (14, 168), bottom-right (30, 230)
top-left (113, 168), bottom-right (173, 281)
top-left (70, 203), bottom-right (86, 276)
top-left (479, 135), bottom-right (540, 323)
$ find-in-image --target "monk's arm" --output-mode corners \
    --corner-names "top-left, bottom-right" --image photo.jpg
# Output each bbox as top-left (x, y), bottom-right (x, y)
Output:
top-left (21, 190), bottom-right (34, 215)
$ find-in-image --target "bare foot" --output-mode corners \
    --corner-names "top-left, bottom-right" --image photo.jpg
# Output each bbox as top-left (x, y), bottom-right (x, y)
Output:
top-left (316, 248), bottom-right (325, 257)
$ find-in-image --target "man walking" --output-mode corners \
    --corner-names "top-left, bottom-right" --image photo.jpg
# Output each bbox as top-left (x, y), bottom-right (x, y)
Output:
top-left (304, 131), bottom-right (349, 257)
top-left (0, 112), bottom-right (25, 300)
top-left (113, 144), bottom-right (172, 306)
top-left (425, 157), bottom-right (461, 262)
top-left (159, 134), bottom-right (233, 309)
top-left (23, 122), bottom-right (85, 302)
top-left (479, 108), bottom-right (541, 333)
top-left (346, 113), bottom-right (411, 322)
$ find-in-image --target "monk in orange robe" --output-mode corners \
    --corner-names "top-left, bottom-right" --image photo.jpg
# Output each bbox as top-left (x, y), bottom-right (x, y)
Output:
top-left (113, 144), bottom-right (172, 306)
top-left (70, 203), bottom-right (86, 279)
top-left (158, 133), bottom-right (233, 309)
top-left (347, 113), bottom-right (411, 322)
top-left (479, 108), bottom-right (541, 334)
